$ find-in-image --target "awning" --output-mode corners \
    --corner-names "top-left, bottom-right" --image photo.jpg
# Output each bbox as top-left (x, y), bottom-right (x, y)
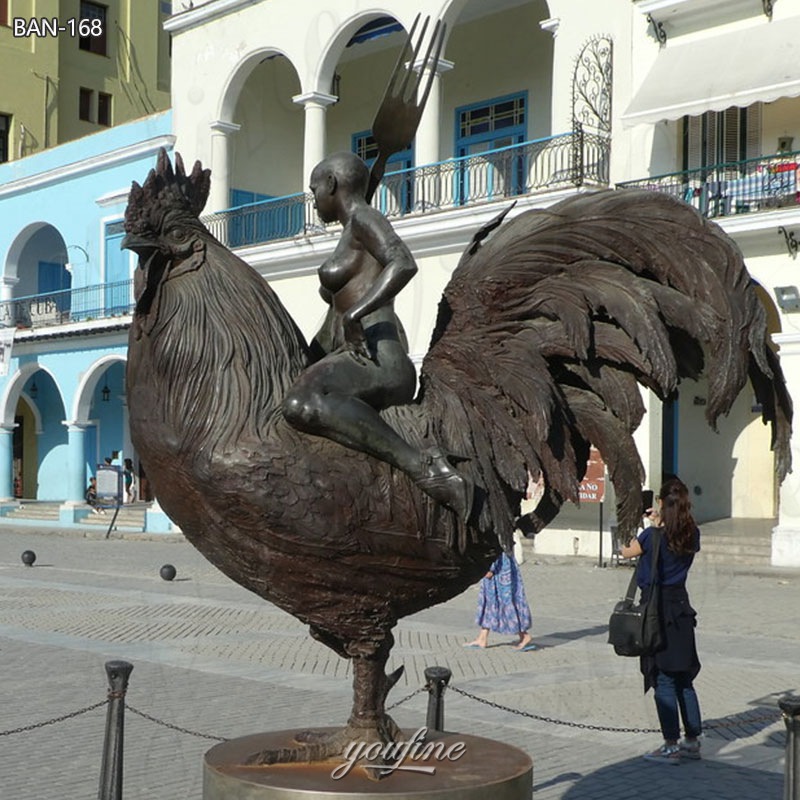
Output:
top-left (622, 18), bottom-right (800, 127)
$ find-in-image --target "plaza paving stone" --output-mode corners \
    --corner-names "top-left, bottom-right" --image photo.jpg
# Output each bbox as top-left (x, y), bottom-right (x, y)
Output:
top-left (0, 527), bottom-right (796, 799)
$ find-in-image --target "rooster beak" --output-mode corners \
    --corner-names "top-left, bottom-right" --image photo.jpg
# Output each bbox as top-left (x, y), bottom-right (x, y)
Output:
top-left (121, 233), bottom-right (154, 253)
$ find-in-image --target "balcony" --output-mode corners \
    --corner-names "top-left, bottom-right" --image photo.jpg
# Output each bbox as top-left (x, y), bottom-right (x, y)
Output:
top-left (0, 279), bottom-right (134, 333)
top-left (617, 151), bottom-right (800, 219)
top-left (202, 129), bottom-right (610, 249)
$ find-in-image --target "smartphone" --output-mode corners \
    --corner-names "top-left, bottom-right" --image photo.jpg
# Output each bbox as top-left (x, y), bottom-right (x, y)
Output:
top-left (641, 489), bottom-right (654, 517)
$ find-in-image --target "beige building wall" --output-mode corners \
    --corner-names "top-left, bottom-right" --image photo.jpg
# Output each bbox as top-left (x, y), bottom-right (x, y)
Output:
top-left (0, 0), bottom-right (60, 158)
top-left (0, 0), bottom-right (169, 161)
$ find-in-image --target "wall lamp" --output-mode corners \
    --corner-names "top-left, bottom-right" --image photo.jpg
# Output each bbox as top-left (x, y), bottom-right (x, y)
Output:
top-left (774, 286), bottom-right (800, 313)
top-left (101, 384), bottom-right (111, 402)
top-left (29, 381), bottom-right (38, 399)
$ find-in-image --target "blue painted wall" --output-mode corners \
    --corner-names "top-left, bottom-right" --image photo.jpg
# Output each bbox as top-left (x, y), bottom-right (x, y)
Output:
top-left (0, 111), bottom-right (172, 501)
top-left (0, 111), bottom-right (172, 292)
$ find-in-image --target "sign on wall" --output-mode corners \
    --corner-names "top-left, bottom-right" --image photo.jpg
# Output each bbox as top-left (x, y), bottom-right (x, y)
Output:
top-left (578, 446), bottom-right (606, 503)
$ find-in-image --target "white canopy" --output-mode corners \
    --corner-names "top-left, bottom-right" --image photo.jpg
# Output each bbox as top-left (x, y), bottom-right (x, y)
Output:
top-left (622, 19), bottom-right (800, 127)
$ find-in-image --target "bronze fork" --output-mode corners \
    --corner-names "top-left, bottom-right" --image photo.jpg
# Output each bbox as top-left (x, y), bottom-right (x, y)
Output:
top-left (366, 14), bottom-right (446, 204)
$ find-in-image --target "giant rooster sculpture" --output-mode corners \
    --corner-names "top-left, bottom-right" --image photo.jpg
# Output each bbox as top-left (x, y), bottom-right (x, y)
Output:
top-left (122, 23), bottom-right (791, 768)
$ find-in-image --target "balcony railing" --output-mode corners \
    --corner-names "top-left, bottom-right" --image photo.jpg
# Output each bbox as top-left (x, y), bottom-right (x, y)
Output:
top-left (0, 279), bottom-right (134, 332)
top-left (202, 128), bottom-right (610, 249)
top-left (617, 151), bottom-right (800, 218)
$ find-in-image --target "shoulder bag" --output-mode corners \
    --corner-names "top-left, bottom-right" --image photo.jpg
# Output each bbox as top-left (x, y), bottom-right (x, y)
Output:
top-left (608, 529), bottom-right (664, 657)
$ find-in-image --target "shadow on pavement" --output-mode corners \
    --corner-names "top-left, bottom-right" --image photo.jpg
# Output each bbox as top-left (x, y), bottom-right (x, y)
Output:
top-left (555, 753), bottom-right (783, 800)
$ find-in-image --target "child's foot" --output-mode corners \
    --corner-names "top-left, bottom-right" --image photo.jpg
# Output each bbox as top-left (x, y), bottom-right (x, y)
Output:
top-left (463, 640), bottom-right (487, 649)
top-left (513, 634), bottom-right (533, 650)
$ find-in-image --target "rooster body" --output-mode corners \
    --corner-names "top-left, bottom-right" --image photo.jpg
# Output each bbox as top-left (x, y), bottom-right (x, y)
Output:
top-left (124, 151), bottom-right (790, 761)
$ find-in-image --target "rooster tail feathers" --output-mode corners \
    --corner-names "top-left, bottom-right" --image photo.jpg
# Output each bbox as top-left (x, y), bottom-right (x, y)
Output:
top-left (421, 189), bottom-right (792, 545)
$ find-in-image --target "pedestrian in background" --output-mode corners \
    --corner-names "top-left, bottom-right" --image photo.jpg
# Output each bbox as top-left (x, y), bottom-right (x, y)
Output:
top-left (620, 477), bottom-right (702, 765)
top-left (123, 458), bottom-right (136, 504)
top-left (464, 550), bottom-right (535, 651)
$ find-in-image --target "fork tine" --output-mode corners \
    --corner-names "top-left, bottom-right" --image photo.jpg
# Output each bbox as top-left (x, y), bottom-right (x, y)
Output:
top-left (385, 13), bottom-right (420, 97)
top-left (397, 15), bottom-right (429, 100)
top-left (414, 19), bottom-right (445, 109)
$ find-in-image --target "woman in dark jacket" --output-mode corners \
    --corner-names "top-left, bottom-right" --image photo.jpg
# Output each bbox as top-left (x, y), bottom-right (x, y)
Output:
top-left (620, 477), bottom-right (702, 765)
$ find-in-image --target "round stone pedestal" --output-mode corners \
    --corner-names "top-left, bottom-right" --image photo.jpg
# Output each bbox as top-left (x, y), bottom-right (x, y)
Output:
top-left (204, 728), bottom-right (532, 800)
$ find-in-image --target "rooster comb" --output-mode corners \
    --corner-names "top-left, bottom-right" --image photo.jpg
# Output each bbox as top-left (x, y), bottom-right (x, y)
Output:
top-left (124, 148), bottom-right (211, 234)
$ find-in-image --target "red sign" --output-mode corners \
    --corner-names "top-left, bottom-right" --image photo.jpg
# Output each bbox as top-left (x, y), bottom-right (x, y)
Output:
top-left (578, 447), bottom-right (606, 503)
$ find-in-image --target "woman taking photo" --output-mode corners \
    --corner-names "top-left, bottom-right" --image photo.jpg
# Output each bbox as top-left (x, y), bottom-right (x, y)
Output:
top-left (620, 477), bottom-right (702, 765)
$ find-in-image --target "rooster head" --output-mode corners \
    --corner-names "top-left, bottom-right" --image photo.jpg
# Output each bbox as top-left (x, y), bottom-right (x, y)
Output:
top-left (122, 148), bottom-right (211, 326)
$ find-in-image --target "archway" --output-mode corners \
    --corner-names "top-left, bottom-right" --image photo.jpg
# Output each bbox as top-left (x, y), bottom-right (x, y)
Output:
top-left (2, 222), bottom-right (71, 327)
top-left (0, 364), bottom-right (67, 501)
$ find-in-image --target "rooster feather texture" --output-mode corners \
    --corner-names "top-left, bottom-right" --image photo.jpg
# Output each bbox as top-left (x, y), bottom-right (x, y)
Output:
top-left (123, 149), bottom-right (790, 763)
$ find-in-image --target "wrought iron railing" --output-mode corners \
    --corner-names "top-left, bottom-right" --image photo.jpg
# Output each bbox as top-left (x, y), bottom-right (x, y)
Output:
top-left (202, 192), bottom-right (312, 248)
top-left (0, 279), bottom-right (133, 331)
top-left (201, 129), bottom-right (610, 248)
top-left (617, 151), bottom-right (800, 218)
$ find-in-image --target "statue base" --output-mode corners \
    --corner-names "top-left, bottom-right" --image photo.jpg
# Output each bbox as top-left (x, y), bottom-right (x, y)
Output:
top-left (204, 728), bottom-right (532, 799)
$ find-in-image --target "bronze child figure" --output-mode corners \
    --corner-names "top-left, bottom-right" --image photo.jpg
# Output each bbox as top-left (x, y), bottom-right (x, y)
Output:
top-left (282, 151), bottom-right (473, 520)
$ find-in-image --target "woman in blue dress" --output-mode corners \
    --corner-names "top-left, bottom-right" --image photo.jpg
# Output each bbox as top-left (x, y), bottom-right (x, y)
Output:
top-left (464, 551), bottom-right (534, 650)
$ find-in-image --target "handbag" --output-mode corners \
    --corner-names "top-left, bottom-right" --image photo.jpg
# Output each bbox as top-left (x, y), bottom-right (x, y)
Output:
top-left (608, 529), bottom-right (664, 657)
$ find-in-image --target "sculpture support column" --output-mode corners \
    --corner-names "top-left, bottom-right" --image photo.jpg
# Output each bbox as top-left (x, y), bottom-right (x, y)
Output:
top-left (0, 425), bottom-right (16, 501)
top-left (208, 120), bottom-right (241, 213)
top-left (292, 92), bottom-right (337, 186)
top-left (771, 332), bottom-right (800, 566)
top-left (413, 57), bottom-right (453, 168)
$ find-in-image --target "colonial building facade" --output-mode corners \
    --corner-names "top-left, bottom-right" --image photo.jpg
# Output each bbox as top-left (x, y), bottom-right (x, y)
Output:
top-left (1, 0), bottom-right (799, 563)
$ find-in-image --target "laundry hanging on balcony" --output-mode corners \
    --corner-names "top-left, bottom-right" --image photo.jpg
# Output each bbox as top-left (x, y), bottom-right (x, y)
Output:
top-left (622, 17), bottom-right (800, 127)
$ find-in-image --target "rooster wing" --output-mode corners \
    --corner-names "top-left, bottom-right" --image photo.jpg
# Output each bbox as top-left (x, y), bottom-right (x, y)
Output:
top-left (420, 189), bottom-right (792, 550)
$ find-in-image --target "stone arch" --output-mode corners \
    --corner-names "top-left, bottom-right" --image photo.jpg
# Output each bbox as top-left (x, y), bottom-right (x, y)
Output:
top-left (217, 46), bottom-right (300, 124)
top-left (0, 362), bottom-right (61, 428)
top-left (752, 281), bottom-right (783, 337)
top-left (313, 10), bottom-right (411, 95)
top-left (72, 354), bottom-right (127, 425)
top-left (2, 222), bottom-right (69, 305)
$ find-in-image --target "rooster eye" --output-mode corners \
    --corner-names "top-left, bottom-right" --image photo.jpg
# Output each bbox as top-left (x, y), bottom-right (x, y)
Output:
top-left (170, 227), bottom-right (187, 240)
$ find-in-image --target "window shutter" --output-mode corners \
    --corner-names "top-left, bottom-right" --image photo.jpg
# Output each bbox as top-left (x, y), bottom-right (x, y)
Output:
top-left (745, 102), bottom-right (762, 160)
top-left (684, 116), bottom-right (703, 171)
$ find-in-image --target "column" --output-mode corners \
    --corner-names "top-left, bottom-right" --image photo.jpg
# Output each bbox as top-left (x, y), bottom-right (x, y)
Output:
top-left (771, 332), bottom-right (800, 566)
top-left (0, 424), bottom-right (16, 501)
top-left (413, 57), bottom-right (453, 168)
top-left (1, 275), bottom-right (19, 302)
top-left (292, 91), bottom-right (337, 185)
top-left (63, 422), bottom-right (88, 506)
top-left (208, 119), bottom-right (241, 213)
top-left (1, 276), bottom-right (19, 326)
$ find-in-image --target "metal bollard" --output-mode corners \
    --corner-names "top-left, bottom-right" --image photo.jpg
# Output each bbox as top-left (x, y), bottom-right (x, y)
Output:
top-left (424, 666), bottom-right (452, 732)
top-left (781, 696), bottom-right (800, 800)
top-left (98, 660), bottom-right (134, 800)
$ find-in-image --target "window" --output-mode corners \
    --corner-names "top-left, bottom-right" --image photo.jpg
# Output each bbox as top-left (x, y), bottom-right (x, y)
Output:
top-left (79, 1), bottom-right (107, 56)
top-left (98, 92), bottom-right (112, 126)
top-left (105, 220), bottom-right (131, 315)
top-left (683, 104), bottom-right (762, 172)
top-left (0, 114), bottom-right (10, 163)
top-left (455, 93), bottom-right (528, 203)
top-left (79, 88), bottom-right (93, 122)
top-left (352, 130), bottom-right (413, 215)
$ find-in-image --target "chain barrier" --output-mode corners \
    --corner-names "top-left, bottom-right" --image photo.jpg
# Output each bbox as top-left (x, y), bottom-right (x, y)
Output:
top-left (0, 699), bottom-right (109, 737)
top-left (449, 685), bottom-right (661, 733)
top-left (0, 680), bottom-right (782, 743)
top-left (125, 704), bottom-right (228, 742)
top-left (448, 684), bottom-right (783, 734)
top-left (386, 686), bottom-right (426, 711)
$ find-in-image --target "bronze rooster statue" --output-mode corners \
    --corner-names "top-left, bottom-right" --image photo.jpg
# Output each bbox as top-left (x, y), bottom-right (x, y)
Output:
top-left (122, 148), bottom-right (791, 764)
